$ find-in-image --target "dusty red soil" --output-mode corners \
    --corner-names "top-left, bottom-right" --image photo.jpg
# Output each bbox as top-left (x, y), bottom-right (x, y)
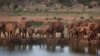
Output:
top-left (0, 16), bottom-right (74, 21)
top-left (0, 16), bottom-right (100, 22)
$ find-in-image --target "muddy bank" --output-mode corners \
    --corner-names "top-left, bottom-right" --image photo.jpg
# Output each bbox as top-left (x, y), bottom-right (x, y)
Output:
top-left (0, 37), bottom-right (100, 46)
top-left (0, 37), bottom-right (69, 45)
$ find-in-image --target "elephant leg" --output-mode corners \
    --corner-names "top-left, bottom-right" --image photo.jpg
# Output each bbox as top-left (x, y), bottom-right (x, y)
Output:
top-left (25, 33), bottom-right (26, 39)
top-left (10, 32), bottom-right (12, 38)
top-left (67, 32), bottom-right (70, 39)
top-left (46, 33), bottom-right (49, 38)
top-left (61, 32), bottom-right (64, 38)
top-left (11, 31), bottom-right (13, 38)
top-left (31, 33), bottom-right (34, 38)
top-left (40, 34), bottom-right (42, 38)
top-left (41, 34), bottom-right (44, 38)
top-left (69, 32), bottom-right (72, 40)
top-left (3, 31), bottom-right (6, 38)
top-left (88, 32), bottom-right (92, 41)
top-left (19, 29), bottom-right (21, 37)
top-left (23, 33), bottom-right (26, 39)
top-left (19, 31), bottom-right (22, 38)
top-left (52, 32), bottom-right (56, 38)
top-left (8, 32), bottom-right (10, 38)
top-left (22, 33), bottom-right (24, 39)
top-left (28, 33), bottom-right (30, 38)
top-left (32, 33), bottom-right (34, 38)
top-left (43, 34), bottom-right (45, 38)
top-left (95, 31), bottom-right (98, 40)
top-left (0, 32), bottom-right (1, 37)
top-left (12, 31), bottom-right (16, 38)
top-left (69, 32), bottom-right (71, 40)
top-left (29, 33), bottom-right (32, 39)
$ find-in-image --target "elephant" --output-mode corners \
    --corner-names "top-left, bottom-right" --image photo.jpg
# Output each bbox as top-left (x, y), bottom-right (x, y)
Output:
top-left (18, 17), bottom-right (33, 39)
top-left (67, 20), bottom-right (92, 41)
top-left (5, 21), bottom-right (18, 38)
top-left (0, 22), bottom-right (6, 37)
top-left (35, 27), bottom-right (49, 38)
top-left (48, 20), bottom-right (64, 38)
top-left (27, 26), bottom-right (35, 38)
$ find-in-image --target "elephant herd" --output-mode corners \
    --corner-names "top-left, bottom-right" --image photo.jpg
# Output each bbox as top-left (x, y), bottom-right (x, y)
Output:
top-left (0, 20), bottom-right (33, 38)
top-left (0, 17), bottom-right (99, 42)
top-left (67, 19), bottom-right (100, 41)
top-left (0, 17), bottom-right (65, 39)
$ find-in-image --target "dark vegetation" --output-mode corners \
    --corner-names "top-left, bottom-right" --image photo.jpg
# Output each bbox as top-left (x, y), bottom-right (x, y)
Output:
top-left (0, 0), bottom-right (100, 11)
top-left (32, 21), bottom-right (43, 27)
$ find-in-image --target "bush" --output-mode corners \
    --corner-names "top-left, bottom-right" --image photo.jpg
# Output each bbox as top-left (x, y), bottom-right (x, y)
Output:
top-left (80, 16), bottom-right (84, 19)
top-left (45, 18), bottom-right (49, 20)
top-left (35, 8), bottom-right (39, 11)
top-left (44, 9), bottom-right (48, 12)
top-left (89, 16), bottom-right (94, 19)
top-left (15, 8), bottom-right (23, 12)
top-left (32, 21), bottom-right (43, 27)
top-left (53, 17), bottom-right (57, 19)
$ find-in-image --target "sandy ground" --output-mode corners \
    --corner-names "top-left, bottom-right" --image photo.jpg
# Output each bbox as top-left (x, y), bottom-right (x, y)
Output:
top-left (0, 16), bottom-right (100, 22)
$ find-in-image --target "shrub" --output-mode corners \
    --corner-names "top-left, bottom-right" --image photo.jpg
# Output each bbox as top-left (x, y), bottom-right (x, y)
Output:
top-left (45, 18), bottom-right (49, 20)
top-left (14, 8), bottom-right (23, 12)
top-left (44, 9), bottom-right (48, 12)
top-left (89, 16), bottom-right (94, 19)
top-left (32, 21), bottom-right (43, 27)
top-left (35, 8), bottom-right (39, 11)
top-left (80, 16), bottom-right (84, 19)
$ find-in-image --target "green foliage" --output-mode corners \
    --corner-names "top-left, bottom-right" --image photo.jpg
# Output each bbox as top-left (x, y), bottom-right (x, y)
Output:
top-left (53, 17), bottom-right (57, 19)
top-left (15, 8), bottom-right (23, 12)
top-left (0, 0), bottom-right (6, 7)
top-left (89, 16), bottom-right (94, 19)
top-left (35, 8), bottom-right (39, 11)
top-left (44, 9), bottom-right (48, 12)
top-left (80, 16), bottom-right (84, 19)
top-left (96, 0), bottom-right (100, 5)
top-left (58, 0), bottom-right (73, 7)
top-left (32, 21), bottom-right (43, 27)
top-left (77, 0), bottom-right (91, 6)
top-left (45, 18), bottom-right (49, 20)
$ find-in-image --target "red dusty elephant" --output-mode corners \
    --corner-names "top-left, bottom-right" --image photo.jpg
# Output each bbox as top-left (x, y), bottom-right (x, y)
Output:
top-left (48, 20), bottom-right (64, 38)
top-left (27, 26), bottom-right (35, 38)
top-left (35, 25), bottom-right (50, 38)
top-left (0, 22), bottom-right (6, 37)
top-left (5, 21), bottom-right (18, 38)
top-left (18, 17), bottom-right (33, 39)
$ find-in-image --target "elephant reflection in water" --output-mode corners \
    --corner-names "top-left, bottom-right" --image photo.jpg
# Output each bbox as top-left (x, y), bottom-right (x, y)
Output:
top-left (69, 44), bottom-right (99, 55)
top-left (46, 44), bottom-right (65, 52)
top-left (5, 45), bottom-right (33, 51)
top-left (18, 45), bottom-right (33, 50)
top-left (88, 46), bottom-right (98, 54)
top-left (69, 45), bottom-right (86, 54)
top-left (5, 45), bottom-right (16, 51)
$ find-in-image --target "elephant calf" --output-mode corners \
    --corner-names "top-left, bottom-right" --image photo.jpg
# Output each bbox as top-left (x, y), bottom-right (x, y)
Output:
top-left (35, 28), bottom-right (49, 38)
top-left (27, 26), bottom-right (35, 38)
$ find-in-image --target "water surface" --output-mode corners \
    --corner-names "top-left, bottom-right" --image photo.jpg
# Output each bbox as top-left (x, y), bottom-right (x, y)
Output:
top-left (0, 44), bottom-right (100, 56)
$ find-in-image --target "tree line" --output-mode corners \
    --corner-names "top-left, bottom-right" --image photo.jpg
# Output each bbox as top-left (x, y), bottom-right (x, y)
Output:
top-left (0, 0), bottom-right (100, 11)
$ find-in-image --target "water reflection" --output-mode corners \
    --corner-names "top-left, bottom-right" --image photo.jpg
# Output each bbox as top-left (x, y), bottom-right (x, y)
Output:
top-left (0, 44), bottom-right (100, 56)
top-left (88, 45), bottom-right (98, 55)
top-left (46, 44), bottom-right (64, 53)
top-left (69, 45), bottom-right (86, 54)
